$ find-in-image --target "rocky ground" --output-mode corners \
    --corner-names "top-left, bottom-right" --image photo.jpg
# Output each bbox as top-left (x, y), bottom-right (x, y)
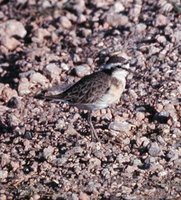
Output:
top-left (0, 0), bottom-right (181, 200)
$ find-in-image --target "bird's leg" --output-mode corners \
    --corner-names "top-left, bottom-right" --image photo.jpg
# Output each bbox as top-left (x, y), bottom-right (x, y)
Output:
top-left (87, 110), bottom-right (99, 142)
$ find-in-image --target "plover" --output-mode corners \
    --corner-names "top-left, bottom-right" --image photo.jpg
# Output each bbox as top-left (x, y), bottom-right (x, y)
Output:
top-left (38, 53), bottom-right (131, 141)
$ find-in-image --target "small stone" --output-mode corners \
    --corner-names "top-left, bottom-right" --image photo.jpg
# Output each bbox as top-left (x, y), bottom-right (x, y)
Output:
top-left (153, 112), bottom-right (170, 123)
top-left (72, 193), bottom-right (79, 200)
top-left (44, 63), bottom-right (62, 80)
top-left (0, 170), bottom-right (8, 179)
top-left (0, 11), bottom-right (4, 19)
top-left (121, 186), bottom-right (132, 194)
top-left (157, 136), bottom-right (166, 145)
top-left (1, 36), bottom-right (21, 50)
top-left (156, 103), bottom-right (164, 112)
top-left (18, 77), bottom-right (31, 95)
top-left (0, 19), bottom-right (27, 38)
top-left (0, 194), bottom-right (6, 200)
top-left (1, 85), bottom-right (18, 102)
top-left (7, 97), bottom-right (21, 109)
top-left (158, 170), bottom-right (168, 177)
top-left (156, 35), bottom-right (167, 44)
top-left (80, 28), bottom-right (92, 37)
top-left (9, 114), bottom-right (21, 127)
top-left (136, 112), bottom-right (145, 121)
top-left (30, 72), bottom-right (49, 86)
top-left (42, 0), bottom-right (51, 8)
top-left (30, 194), bottom-right (40, 200)
top-left (43, 146), bottom-right (55, 160)
top-left (60, 16), bottom-right (72, 29)
top-left (106, 13), bottom-right (129, 27)
top-left (36, 28), bottom-right (50, 42)
top-left (155, 14), bottom-right (168, 27)
top-left (173, 30), bottom-right (181, 42)
top-left (55, 119), bottom-right (65, 130)
top-left (61, 62), bottom-right (69, 71)
top-left (133, 158), bottom-right (142, 166)
top-left (73, 65), bottom-right (90, 77)
top-left (89, 158), bottom-right (101, 170)
top-left (1, 154), bottom-right (10, 167)
top-left (79, 192), bottom-right (90, 200)
top-left (148, 142), bottom-right (160, 157)
top-left (136, 23), bottom-right (147, 33)
top-left (111, 2), bottom-right (125, 13)
top-left (109, 121), bottom-right (132, 133)
top-left (166, 149), bottom-right (178, 160)
top-left (10, 161), bottom-right (20, 171)
top-left (101, 168), bottom-right (110, 179)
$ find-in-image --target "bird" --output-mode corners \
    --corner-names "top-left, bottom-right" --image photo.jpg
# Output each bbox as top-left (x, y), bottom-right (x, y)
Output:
top-left (37, 53), bottom-right (131, 141)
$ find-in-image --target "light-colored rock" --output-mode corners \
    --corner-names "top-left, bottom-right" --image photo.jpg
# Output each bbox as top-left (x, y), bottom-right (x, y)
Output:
top-left (18, 77), bottom-right (31, 95)
top-left (155, 14), bottom-right (168, 27)
top-left (1, 36), bottom-right (20, 50)
top-left (109, 121), bottom-right (132, 133)
top-left (136, 112), bottom-right (145, 121)
top-left (106, 13), bottom-right (129, 27)
top-left (61, 62), bottom-right (69, 71)
top-left (74, 65), bottom-right (90, 77)
top-left (29, 72), bottom-right (49, 86)
top-left (0, 19), bottom-right (27, 38)
top-left (1, 85), bottom-right (18, 102)
top-left (36, 28), bottom-right (50, 42)
top-left (1, 154), bottom-right (10, 167)
top-left (60, 16), bottom-right (72, 29)
top-left (79, 191), bottom-right (90, 200)
top-left (0, 170), bottom-right (8, 179)
top-left (136, 23), bottom-right (147, 33)
top-left (43, 146), bottom-right (55, 160)
top-left (89, 157), bottom-right (101, 170)
top-left (148, 142), bottom-right (160, 157)
top-left (111, 2), bottom-right (125, 13)
top-left (44, 63), bottom-right (62, 80)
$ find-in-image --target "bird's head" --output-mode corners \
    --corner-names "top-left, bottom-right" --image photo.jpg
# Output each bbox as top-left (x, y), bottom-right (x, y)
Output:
top-left (102, 52), bottom-right (131, 80)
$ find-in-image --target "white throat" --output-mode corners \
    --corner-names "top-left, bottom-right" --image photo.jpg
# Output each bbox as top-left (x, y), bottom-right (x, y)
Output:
top-left (112, 69), bottom-right (128, 81)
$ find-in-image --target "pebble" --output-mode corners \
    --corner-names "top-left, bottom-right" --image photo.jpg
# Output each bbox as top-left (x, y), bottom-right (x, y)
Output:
top-left (61, 62), bottom-right (70, 71)
top-left (1, 85), bottom-right (18, 102)
top-left (148, 142), bottom-right (160, 157)
top-left (89, 158), bottom-right (101, 170)
top-left (18, 78), bottom-right (31, 95)
top-left (35, 28), bottom-right (50, 42)
top-left (153, 112), bottom-right (170, 123)
top-left (1, 36), bottom-right (21, 50)
top-left (44, 63), bottom-right (62, 80)
top-left (29, 72), bottom-right (49, 86)
top-left (136, 112), bottom-right (145, 121)
top-left (7, 97), bottom-right (21, 109)
top-left (136, 23), bottom-right (147, 33)
top-left (109, 121), bottom-right (132, 133)
top-left (43, 146), bottom-right (55, 160)
top-left (0, 170), bottom-right (8, 179)
top-left (106, 13), bottom-right (129, 27)
top-left (0, 20), bottom-right (27, 38)
top-left (73, 65), bottom-right (90, 77)
top-left (1, 154), bottom-right (10, 167)
top-left (111, 2), bottom-right (125, 13)
top-left (60, 16), bottom-right (72, 29)
top-left (8, 114), bottom-right (21, 127)
top-left (155, 14), bottom-right (168, 27)
top-left (79, 192), bottom-right (90, 200)
top-left (0, 194), bottom-right (6, 200)
top-left (30, 194), bottom-right (40, 200)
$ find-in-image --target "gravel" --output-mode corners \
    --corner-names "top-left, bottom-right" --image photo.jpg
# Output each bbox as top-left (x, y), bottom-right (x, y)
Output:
top-left (0, 0), bottom-right (181, 199)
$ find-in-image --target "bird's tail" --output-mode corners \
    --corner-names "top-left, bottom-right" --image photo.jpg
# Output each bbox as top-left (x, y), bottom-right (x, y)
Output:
top-left (34, 91), bottom-right (65, 102)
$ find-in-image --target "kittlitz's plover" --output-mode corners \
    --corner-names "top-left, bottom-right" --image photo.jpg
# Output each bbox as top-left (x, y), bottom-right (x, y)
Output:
top-left (37, 53), bottom-right (131, 141)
